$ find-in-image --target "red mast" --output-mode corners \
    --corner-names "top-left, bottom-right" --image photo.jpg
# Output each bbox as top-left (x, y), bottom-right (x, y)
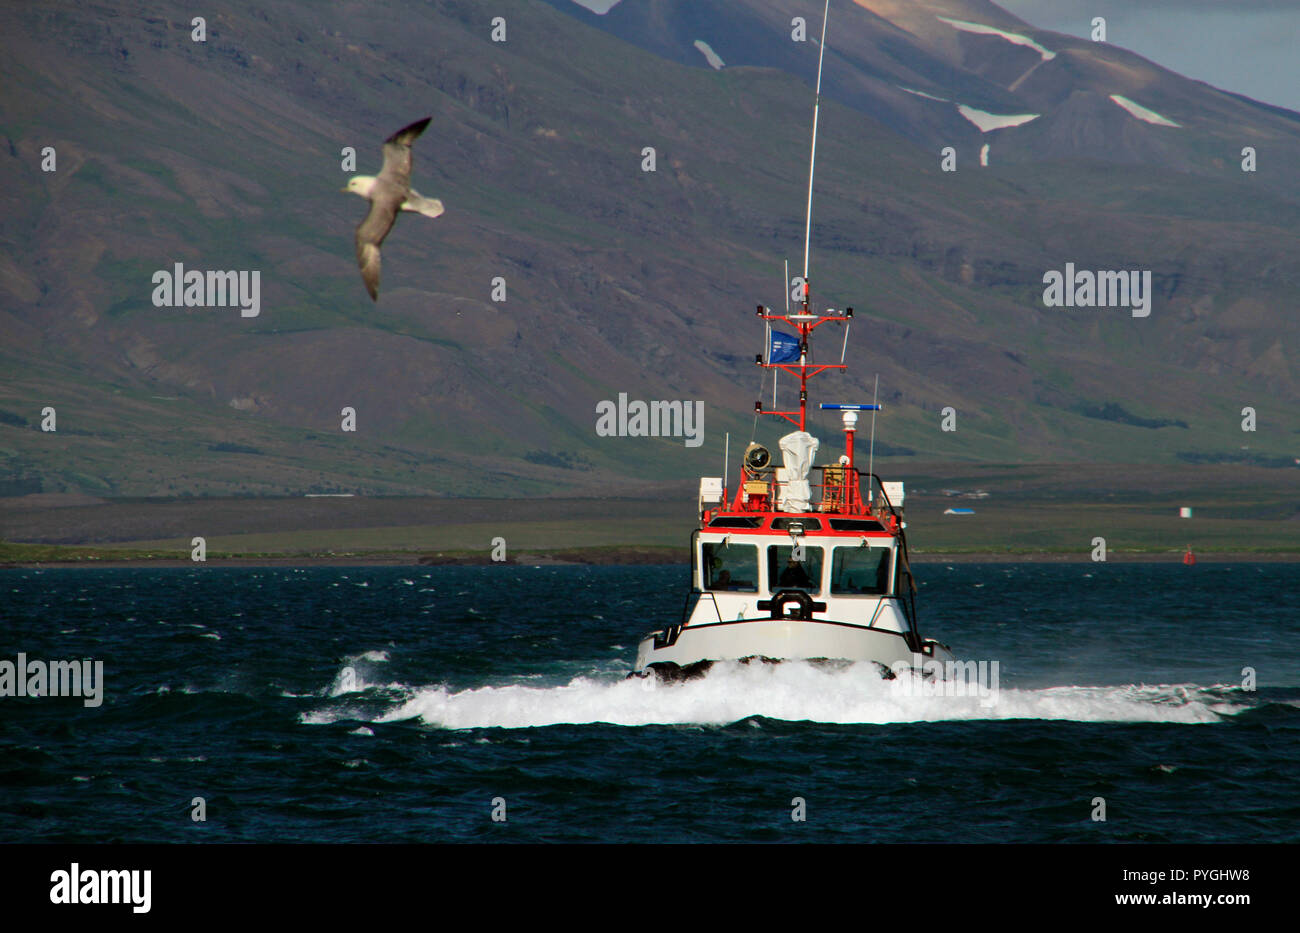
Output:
top-left (753, 301), bottom-right (850, 430)
top-left (754, 0), bottom-right (845, 433)
top-left (723, 0), bottom-right (889, 526)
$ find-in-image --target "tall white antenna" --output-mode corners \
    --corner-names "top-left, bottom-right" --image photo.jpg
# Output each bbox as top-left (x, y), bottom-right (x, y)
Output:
top-left (777, 258), bottom-right (789, 407)
top-left (802, 0), bottom-right (831, 300)
top-left (784, 259), bottom-right (790, 315)
top-left (867, 373), bottom-right (879, 482)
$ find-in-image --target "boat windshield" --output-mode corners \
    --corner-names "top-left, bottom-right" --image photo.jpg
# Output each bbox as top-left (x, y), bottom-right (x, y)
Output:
top-left (767, 544), bottom-right (824, 594)
top-left (830, 546), bottom-right (891, 595)
top-left (701, 542), bottom-right (758, 592)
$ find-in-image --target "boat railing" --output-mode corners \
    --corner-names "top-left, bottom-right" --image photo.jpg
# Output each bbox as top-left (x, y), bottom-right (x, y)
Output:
top-left (733, 467), bottom-right (901, 522)
top-left (677, 589), bottom-right (722, 626)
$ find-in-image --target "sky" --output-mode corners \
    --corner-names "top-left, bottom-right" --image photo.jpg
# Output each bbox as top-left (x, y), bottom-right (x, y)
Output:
top-left (997, 0), bottom-right (1300, 112)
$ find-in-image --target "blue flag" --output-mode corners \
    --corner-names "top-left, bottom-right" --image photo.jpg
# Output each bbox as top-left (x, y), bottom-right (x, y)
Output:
top-left (769, 330), bottom-right (800, 364)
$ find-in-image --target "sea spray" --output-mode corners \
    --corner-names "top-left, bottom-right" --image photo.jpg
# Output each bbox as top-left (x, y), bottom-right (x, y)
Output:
top-left (300, 661), bottom-right (1244, 729)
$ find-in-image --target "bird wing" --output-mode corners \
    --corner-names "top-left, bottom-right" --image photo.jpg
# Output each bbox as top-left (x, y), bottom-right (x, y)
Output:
top-left (354, 195), bottom-right (398, 301)
top-left (378, 116), bottom-right (431, 190)
top-left (403, 191), bottom-right (445, 218)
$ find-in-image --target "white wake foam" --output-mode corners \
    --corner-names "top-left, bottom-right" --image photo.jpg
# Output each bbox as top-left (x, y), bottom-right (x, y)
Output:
top-left (325, 650), bottom-right (397, 696)
top-left (300, 661), bottom-right (1247, 730)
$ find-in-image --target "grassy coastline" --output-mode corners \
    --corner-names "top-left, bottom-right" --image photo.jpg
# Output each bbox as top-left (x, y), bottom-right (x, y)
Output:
top-left (4, 475), bottom-right (1295, 567)
top-left (3, 540), bottom-right (1296, 568)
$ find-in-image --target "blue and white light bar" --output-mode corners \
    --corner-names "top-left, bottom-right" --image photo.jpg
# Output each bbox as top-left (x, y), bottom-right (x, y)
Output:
top-left (819, 403), bottom-right (881, 411)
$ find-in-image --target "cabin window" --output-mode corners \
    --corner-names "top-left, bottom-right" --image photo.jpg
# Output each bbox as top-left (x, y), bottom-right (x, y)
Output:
top-left (831, 546), bottom-right (892, 595)
top-left (708, 516), bottom-right (762, 529)
top-left (771, 517), bottom-right (822, 532)
top-left (827, 518), bottom-right (885, 532)
top-left (767, 544), bottom-right (824, 594)
top-left (701, 542), bottom-right (758, 592)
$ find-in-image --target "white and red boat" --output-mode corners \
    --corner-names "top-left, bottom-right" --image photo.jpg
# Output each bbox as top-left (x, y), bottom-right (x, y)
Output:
top-left (632, 317), bottom-right (956, 679)
top-left (634, 0), bottom-right (954, 679)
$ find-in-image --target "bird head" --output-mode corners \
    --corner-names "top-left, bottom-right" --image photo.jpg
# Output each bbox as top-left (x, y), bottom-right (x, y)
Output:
top-left (341, 175), bottom-right (377, 198)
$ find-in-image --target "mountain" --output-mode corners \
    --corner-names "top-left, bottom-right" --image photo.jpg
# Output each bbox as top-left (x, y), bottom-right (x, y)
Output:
top-left (0, 0), bottom-right (1296, 499)
top-left (554, 0), bottom-right (1300, 181)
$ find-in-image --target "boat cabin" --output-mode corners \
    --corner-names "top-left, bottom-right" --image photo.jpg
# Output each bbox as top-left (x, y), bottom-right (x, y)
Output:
top-left (685, 453), bottom-right (914, 634)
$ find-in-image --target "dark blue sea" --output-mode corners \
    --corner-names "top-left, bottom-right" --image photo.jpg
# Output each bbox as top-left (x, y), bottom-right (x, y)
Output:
top-left (2, 563), bottom-right (1297, 843)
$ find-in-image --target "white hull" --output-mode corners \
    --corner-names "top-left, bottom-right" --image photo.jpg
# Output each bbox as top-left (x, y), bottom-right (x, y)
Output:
top-left (636, 615), bottom-right (954, 674)
top-left (635, 526), bottom-right (953, 677)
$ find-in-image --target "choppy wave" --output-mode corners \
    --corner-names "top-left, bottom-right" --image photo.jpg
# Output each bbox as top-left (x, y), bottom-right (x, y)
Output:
top-left (300, 660), bottom-right (1250, 729)
top-left (319, 650), bottom-right (399, 697)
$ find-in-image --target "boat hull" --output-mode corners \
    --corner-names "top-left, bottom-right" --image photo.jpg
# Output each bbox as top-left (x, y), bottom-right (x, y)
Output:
top-left (634, 617), bottom-right (954, 675)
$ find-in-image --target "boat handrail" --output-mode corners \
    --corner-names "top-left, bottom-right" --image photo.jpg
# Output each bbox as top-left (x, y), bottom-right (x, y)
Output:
top-left (722, 466), bottom-right (904, 524)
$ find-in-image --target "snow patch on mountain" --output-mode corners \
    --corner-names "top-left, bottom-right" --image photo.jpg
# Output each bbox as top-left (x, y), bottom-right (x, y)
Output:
top-left (899, 86), bottom-right (951, 103)
top-left (693, 39), bottom-right (725, 70)
top-left (570, 0), bottom-right (623, 14)
top-left (937, 16), bottom-right (1056, 61)
top-left (1109, 94), bottom-right (1181, 127)
top-left (957, 105), bottom-right (1040, 132)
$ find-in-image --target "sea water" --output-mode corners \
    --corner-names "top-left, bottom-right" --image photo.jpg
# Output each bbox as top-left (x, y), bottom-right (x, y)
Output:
top-left (1, 563), bottom-right (1296, 842)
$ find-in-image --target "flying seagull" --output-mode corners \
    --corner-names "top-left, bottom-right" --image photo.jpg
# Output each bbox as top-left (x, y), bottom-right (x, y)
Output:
top-left (342, 116), bottom-right (444, 301)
